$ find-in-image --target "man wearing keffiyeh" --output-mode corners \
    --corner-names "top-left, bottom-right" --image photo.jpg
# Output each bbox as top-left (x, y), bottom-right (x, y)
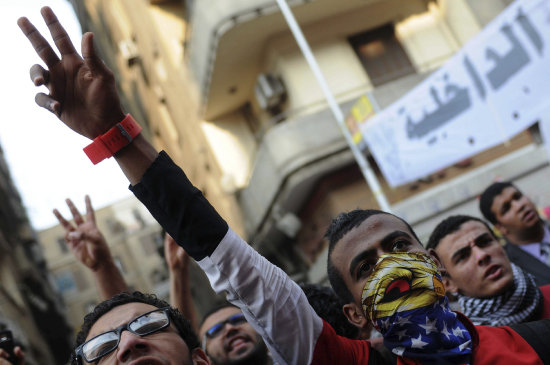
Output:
top-left (427, 215), bottom-right (550, 326)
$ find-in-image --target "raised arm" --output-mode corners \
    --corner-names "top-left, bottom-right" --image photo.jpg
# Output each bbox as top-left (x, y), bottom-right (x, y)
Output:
top-left (20, 8), bottom-right (326, 365)
top-left (53, 195), bottom-right (128, 299)
top-left (164, 234), bottom-right (199, 333)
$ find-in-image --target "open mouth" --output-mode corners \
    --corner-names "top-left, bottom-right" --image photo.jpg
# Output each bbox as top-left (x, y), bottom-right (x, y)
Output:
top-left (380, 278), bottom-right (411, 303)
top-left (485, 265), bottom-right (502, 280)
top-left (522, 209), bottom-right (536, 222)
top-left (226, 336), bottom-right (251, 354)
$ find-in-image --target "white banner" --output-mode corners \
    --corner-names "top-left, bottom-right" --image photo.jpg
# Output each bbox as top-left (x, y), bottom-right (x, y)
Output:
top-left (362, 0), bottom-right (550, 187)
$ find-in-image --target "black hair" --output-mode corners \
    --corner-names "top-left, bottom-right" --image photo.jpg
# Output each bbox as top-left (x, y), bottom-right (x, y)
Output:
top-left (479, 181), bottom-right (515, 224)
top-left (73, 291), bottom-right (199, 364)
top-left (427, 215), bottom-right (494, 251)
top-left (199, 303), bottom-right (239, 329)
top-left (325, 209), bottom-right (420, 304)
top-left (300, 283), bottom-right (359, 339)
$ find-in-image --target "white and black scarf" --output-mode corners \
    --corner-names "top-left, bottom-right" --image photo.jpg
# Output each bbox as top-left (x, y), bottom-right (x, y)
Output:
top-left (458, 264), bottom-right (542, 326)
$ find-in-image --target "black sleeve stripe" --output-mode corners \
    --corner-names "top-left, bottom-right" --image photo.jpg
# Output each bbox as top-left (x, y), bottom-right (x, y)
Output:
top-left (130, 151), bottom-right (228, 260)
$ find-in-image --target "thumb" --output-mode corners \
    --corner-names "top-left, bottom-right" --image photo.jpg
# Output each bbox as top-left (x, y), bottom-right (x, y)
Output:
top-left (81, 32), bottom-right (109, 76)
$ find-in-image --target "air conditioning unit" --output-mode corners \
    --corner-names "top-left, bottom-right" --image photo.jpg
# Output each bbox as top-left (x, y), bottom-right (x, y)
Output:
top-left (275, 212), bottom-right (302, 239)
top-left (254, 73), bottom-right (286, 112)
top-left (119, 40), bottom-right (139, 67)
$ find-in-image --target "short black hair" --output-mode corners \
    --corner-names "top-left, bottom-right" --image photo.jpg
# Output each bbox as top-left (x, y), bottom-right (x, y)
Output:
top-left (73, 291), bottom-right (199, 364)
top-left (300, 283), bottom-right (359, 339)
top-left (427, 215), bottom-right (493, 251)
top-left (325, 209), bottom-right (420, 304)
top-left (199, 303), bottom-right (239, 330)
top-left (479, 181), bottom-right (515, 224)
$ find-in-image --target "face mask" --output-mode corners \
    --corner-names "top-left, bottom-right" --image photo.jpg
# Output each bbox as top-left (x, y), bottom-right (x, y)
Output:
top-left (361, 252), bottom-right (472, 363)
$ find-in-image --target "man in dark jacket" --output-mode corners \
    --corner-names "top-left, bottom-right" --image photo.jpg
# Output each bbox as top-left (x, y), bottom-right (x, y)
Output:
top-left (480, 182), bottom-right (550, 286)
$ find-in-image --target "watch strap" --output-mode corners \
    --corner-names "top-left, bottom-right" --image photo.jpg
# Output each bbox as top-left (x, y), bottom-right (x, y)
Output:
top-left (83, 114), bottom-right (142, 164)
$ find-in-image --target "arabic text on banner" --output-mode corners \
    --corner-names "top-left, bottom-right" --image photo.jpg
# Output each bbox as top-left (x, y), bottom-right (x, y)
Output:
top-left (361, 0), bottom-right (550, 187)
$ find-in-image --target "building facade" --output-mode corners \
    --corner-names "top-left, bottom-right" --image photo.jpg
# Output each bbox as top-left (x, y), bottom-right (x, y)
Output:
top-left (67, 0), bottom-right (549, 289)
top-left (0, 144), bottom-right (72, 365)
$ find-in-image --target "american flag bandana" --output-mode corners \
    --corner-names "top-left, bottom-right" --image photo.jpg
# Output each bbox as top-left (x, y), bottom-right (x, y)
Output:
top-left (362, 252), bottom-right (473, 364)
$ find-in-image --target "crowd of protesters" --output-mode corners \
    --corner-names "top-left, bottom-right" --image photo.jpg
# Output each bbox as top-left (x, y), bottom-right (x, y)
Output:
top-left (3, 6), bottom-right (550, 365)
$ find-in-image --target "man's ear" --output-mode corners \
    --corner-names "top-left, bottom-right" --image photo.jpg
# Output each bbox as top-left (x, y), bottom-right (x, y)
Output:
top-left (442, 274), bottom-right (459, 295)
top-left (343, 302), bottom-right (369, 329)
top-left (191, 348), bottom-right (211, 365)
top-left (427, 248), bottom-right (458, 294)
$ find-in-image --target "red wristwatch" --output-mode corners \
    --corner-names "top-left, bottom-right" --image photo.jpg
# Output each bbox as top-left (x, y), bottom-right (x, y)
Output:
top-left (83, 114), bottom-right (142, 164)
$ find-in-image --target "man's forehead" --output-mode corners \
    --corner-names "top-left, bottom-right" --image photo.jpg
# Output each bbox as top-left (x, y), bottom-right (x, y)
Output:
top-left (87, 302), bottom-right (157, 340)
top-left (339, 214), bottom-right (411, 247)
top-left (440, 220), bottom-right (490, 251)
top-left (492, 186), bottom-right (518, 210)
top-left (332, 214), bottom-right (414, 263)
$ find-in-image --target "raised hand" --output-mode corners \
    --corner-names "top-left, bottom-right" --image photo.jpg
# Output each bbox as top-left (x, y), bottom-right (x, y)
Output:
top-left (18, 6), bottom-right (125, 139)
top-left (53, 195), bottom-right (111, 271)
top-left (164, 233), bottom-right (199, 333)
top-left (164, 233), bottom-right (190, 272)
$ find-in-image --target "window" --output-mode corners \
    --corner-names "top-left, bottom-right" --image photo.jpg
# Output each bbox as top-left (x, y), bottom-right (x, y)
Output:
top-left (106, 219), bottom-right (125, 235)
top-left (349, 24), bottom-right (415, 86)
top-left (72, 269), bottom-right (89, 291)
top-left (54, 271), bottom-right (77, 296)
top-left (57, 237), bottom-right (68, 254)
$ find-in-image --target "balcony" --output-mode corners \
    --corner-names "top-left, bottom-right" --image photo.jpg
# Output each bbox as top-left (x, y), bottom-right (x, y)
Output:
top-left (185, 0), bottom-right (429, 119)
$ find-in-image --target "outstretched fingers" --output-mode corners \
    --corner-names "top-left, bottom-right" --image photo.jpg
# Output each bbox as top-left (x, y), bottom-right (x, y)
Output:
top-left (85, 195), bottom-right (96, 224)
top-left (40, 6), bottom-right (77, 57)
top-left (53, 208), bottom-right (74, 232)
top-left (17, 16), bottom-right (60, 68)
top-left (81, 32), bottom-right (110, 77)
top-left (66, 198), bottom-right (85, 226)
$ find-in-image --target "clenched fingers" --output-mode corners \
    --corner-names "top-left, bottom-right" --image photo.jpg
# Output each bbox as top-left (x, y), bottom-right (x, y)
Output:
top-left (34, 92), bottom-right (60, 116)
top-left (30, 64), bottom-right (49, 86)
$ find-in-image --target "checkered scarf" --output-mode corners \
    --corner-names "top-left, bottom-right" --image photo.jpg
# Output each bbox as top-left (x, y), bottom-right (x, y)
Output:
top-left (458, 264), bottom-right (542, 326)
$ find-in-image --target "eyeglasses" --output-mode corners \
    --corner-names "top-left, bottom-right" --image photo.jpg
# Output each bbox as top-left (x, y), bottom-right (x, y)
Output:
top-left (75, 307), bottom-right (171, 363)
top-left (204, 313), bottom-right (247, 339)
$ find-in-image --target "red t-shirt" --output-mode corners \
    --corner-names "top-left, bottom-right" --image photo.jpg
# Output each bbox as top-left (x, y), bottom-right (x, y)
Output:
top-left (311, 316), bottom-right (543, 365)
top-left (538, 284), bottom-right (550, 319)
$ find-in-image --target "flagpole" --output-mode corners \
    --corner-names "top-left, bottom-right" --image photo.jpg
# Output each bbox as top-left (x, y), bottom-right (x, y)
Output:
top-left (275, 0), bottom-right (391, 212)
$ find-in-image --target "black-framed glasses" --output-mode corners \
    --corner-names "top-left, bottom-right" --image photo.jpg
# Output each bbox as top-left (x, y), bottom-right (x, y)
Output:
top-left (75, 307), bottom-right (171, 363)
top-left (204, 313), bottom-right (246, 339)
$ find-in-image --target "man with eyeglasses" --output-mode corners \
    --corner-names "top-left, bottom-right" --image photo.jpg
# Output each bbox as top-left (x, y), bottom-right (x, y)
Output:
top-left (199, 305), bottom-right (272, 365)
top-left (72, 291), bottom-right (210, 364)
